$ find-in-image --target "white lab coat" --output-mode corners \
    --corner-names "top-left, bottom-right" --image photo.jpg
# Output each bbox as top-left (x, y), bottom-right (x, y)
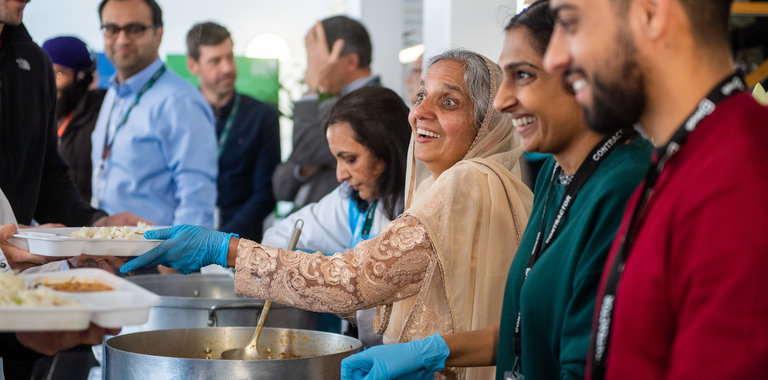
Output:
top-left (262, 185), bottom-right (390, 252)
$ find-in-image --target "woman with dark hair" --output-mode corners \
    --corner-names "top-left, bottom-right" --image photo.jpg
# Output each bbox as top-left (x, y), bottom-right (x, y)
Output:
top-left (340, 1), bottom-right (651, 379)
top-left (262, 86), bottom-right (409, 253)
top-left (260, 86), bottom-right (410, 347)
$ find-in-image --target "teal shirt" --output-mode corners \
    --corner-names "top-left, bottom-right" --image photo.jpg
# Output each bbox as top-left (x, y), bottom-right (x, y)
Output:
top-left (496, 137), bottom-right (651, 379)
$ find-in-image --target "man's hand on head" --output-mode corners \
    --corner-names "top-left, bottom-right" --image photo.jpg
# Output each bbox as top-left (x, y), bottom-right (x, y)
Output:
top-left (304, 21), bottom-right (345, 95)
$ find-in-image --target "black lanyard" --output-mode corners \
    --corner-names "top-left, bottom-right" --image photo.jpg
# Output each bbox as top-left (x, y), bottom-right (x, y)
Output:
top-left (512, 128), bottom-right (632, 373)
top-left (101, 65), bottom-right (166, 162)
top-left (589, 73), bottom-right (746, 380)
top-left (217, 94), bottom-right (241, 159)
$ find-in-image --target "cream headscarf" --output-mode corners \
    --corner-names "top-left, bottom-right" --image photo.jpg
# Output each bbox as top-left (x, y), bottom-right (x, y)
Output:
top-left (376, 49), bottom-right (534, 378)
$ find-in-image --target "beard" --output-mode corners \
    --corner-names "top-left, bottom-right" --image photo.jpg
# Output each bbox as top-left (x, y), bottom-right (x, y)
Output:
top-left (215, 73), bottom-right (236, 87)
top-left (56, 81), bottom-right (88, 121)
top-left (584, 28), bottom-right (647, 135)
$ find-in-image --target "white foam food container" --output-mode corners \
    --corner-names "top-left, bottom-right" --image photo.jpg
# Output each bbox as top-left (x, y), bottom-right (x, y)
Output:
top-left (9, 227), bottom-right (162, 257)
top-left (0, 268), bottom-right (161, 331)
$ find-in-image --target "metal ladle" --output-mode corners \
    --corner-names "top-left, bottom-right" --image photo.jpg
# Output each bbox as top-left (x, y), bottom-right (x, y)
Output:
top-left (220, 219), bottom-right (303, 360)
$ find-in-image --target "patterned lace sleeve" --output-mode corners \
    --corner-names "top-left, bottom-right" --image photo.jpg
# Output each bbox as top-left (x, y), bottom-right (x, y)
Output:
top-left (234, 214), bottom-right (435, 317)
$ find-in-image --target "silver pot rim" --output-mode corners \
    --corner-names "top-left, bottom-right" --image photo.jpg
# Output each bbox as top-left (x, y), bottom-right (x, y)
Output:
top-left (106, 326), bottom-right (362, 361)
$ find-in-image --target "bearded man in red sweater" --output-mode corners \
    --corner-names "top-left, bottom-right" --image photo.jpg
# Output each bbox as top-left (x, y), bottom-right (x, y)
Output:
top-left (544, 0), bottom-right (768, 379)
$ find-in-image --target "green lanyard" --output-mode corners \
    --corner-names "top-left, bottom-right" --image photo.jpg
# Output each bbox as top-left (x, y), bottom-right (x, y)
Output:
top-left (361, 200), bottom-right (376, 237)
top-left (101, 65), bottom-right (166, 161)
top-left (217, 94), bottom-right (241, 159)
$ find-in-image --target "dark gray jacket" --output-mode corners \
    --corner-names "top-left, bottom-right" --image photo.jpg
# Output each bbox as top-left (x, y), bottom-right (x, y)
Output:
top-left (272, 76), bottom-right (381, 206)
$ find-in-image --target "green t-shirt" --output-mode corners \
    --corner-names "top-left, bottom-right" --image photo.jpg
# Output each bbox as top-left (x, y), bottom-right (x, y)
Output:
top-left (496, 137), bottom-right (651, 380)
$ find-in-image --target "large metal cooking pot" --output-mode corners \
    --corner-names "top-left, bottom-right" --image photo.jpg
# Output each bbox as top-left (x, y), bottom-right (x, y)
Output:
top-left (124, 274), bottom-right (339, 334)
top-left (105, 327), bottom-right (361, 379)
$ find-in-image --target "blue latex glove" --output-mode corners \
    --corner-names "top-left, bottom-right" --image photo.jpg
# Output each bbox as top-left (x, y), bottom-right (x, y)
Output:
top-left (341, 334), bottom-right (449, 380)
top-left (120, 225), bottom-right (236, 275)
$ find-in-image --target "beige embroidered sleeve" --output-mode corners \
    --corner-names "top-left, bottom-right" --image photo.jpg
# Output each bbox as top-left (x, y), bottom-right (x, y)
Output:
top-left (234, 214), bottom-right (435, 317)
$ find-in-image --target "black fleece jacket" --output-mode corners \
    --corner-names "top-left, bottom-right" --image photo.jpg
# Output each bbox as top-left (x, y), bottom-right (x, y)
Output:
top-left (0, 23), bottom-right (106, 226)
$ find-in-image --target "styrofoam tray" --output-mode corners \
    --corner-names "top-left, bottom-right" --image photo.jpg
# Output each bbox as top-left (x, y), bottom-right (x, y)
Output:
top-left (0, 268), bottom-right (161, 331)
top-left (9, 227), bottom-right (162, 257)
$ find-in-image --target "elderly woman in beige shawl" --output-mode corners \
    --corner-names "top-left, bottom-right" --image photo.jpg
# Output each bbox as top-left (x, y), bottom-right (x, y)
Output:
top-left (121, 48), bottom-right (533, 379)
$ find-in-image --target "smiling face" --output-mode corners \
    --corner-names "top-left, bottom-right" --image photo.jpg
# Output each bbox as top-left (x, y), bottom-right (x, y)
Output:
top-left (326, 121), bottom-right (385, 201)
top-left (544, 0), bottom-right (646, 134)
top-left (495, 27), bottom-right (585, 155)
top-left (100, 0), bottom-right (162, 82)
top-left (409, 59), bottom-right (477, 177)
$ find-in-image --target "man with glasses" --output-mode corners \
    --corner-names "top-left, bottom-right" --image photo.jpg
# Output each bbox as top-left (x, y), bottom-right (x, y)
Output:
top-left (93, 0), bottom-right (217, 227)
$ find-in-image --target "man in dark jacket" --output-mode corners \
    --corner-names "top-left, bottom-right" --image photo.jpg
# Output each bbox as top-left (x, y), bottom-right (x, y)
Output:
top-left (186, 22), bottom-right (280, 241)
top-left (0, 22), bottom-right (102, 227)
top-left (272, 16), bottom-right (381, 208)
top-left (0, 1), bottom-right (141, 378)
top-left (42, 36), bottom-right (106, 201)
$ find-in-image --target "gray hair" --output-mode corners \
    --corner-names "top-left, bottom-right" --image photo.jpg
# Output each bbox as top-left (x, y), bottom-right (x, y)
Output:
top-left (425, 49), bottom-right (501, 130)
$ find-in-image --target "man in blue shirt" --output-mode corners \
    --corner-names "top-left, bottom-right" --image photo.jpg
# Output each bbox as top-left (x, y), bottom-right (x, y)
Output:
top-left (186, 22), bottom-right (280, 241)
top-left (92, 0), bottom-right (217, 227)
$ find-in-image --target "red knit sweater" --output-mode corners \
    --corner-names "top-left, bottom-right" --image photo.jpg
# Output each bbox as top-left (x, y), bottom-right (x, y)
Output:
top-left (590, 93), bottom-right (768, 379)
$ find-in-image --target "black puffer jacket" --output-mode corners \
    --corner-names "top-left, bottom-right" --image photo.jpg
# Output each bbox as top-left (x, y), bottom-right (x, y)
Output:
top-left (58, 89), bottom-right (106, 201)
top-left (0, 23), bottom-right (105, 225)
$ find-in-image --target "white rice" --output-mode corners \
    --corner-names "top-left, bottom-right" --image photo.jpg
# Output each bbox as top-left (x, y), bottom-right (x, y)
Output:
top-left (70, 222), bottom-right (156, 240)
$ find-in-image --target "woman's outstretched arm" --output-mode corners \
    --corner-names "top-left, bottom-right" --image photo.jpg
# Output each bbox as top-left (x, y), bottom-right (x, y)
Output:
top-left (233, 214), bottom-right (435, 315)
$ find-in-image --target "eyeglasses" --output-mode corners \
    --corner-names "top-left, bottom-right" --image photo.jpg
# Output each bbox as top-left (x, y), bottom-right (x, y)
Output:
top-left (101, 23), bottom-right (155, 39)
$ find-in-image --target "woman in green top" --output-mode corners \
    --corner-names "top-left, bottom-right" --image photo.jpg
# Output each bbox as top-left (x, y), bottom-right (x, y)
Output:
top-left (340, 1), bottom-right (652, 379)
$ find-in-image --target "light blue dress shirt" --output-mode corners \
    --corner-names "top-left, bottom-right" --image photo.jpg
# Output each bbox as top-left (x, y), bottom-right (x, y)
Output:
top-left (91, 59), bottom-right (217, 227)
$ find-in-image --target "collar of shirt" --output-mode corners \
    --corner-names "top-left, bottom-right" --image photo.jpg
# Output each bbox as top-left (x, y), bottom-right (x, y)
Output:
top-left (108, 58), bottom-right (164, 97)
top-left (341, 74), bottom-right (379, 96)
top-left (1, 23), bottom-right (30, 50)
top-left (297, 74), bottom-right (379, 102)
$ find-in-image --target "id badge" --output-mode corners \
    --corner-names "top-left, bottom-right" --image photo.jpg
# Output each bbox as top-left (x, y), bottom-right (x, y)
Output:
top-left (505, 357), bottom-right (525, 380)
top-left (213, 206), bottom-right (220, 229)
top-left (91, 160), bottom-right (106, 208)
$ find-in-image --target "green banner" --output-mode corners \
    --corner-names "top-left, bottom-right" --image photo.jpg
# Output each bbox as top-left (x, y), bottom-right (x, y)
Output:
top-left (165, 55), bottom-right (280, 106)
